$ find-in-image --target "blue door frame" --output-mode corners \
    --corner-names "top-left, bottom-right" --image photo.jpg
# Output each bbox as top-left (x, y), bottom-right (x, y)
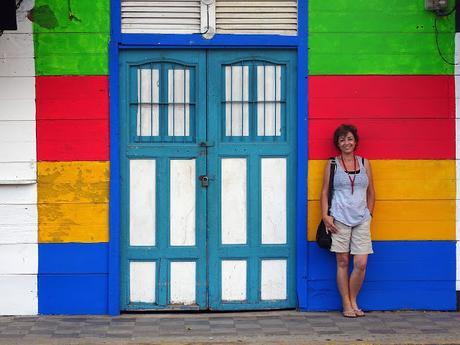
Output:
top-left (108, 0), bottom-right (308, 315)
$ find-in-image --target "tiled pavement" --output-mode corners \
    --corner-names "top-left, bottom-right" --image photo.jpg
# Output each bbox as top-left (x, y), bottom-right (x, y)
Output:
top-left (0, 310), bottom-right (459, 344)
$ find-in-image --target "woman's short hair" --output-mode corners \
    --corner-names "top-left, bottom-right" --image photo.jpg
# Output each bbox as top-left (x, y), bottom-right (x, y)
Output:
top-left (333, 124), bottom-right (359, 150)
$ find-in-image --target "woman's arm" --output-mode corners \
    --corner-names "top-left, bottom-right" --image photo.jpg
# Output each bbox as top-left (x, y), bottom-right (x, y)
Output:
top-left (364, 159), bottom-right (375, 215)
top-left (320, 161), bottom-right (338, 233)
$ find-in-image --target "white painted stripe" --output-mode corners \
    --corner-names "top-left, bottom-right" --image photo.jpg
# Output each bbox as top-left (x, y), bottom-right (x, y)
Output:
top-left (170, 159), bottom-right (196, 246)
top-left (0, 100), bottom-right (36, 121)
top-left (261, 158), bottom-right (287, 244)
top-left (170, 261), bottom-right (196, 304)
top-left (130, 261), bottom-right (156, 303)
top-left (0, 34), bottom-right (34, 58)
top-left (0, 77), bottom-right (35, 100)
top-left (221, 260), bottom-right (246, 301)
top-left (261, 259), bottom-right (287, 300)
top-left (221, 158), bottom-right (247, 244)
top-left (0, 275), bottom-right (37, 315)
top-left (0, 185), bottom-right (37, 204)
top-left (0, 121), bottom-right (36, 163)
top-left (0, 244), bottom-right (37, 274)
top-left (0, 58), bottom-right (35, 77)
top-left (0, 162), bottom-right (36, 183)
top-left (130, 160), bottom-right (156, 246)
top-left (0, 205), bottom-right (37, 244)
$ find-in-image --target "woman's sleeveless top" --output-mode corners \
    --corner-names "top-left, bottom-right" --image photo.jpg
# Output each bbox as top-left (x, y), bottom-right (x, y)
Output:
top-left (330, 155), bottom-right (371, 227)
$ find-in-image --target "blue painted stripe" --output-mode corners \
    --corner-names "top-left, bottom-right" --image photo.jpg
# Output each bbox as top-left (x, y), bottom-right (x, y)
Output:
top-left (119, 34), bottom-right (298, 47)
top-left (296, 0), bottom-right (309, 311)
top-left (305, 241), bottom-right (457, 311)
top-left (39, 243), bottom-right (108, 274)
top-left (38, 275), bottom-right (108, 315)
top-left (108, 40), bottom-right (121, 316)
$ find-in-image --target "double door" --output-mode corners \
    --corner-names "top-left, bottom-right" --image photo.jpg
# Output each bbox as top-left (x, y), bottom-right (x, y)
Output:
top-left (120, 49), bottom-right (297, 310)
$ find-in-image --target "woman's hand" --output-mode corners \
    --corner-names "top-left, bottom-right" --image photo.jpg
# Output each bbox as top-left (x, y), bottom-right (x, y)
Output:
top-left (322, 215), bottom-right (338, 234)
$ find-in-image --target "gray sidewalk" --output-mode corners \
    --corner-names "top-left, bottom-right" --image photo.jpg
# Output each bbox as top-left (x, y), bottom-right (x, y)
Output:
top-left (0, 310), bottom-right (459, 345)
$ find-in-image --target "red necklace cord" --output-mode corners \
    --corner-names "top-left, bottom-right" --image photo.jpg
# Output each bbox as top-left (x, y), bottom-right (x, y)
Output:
top-left (340, 155), bottom-right (357, 194)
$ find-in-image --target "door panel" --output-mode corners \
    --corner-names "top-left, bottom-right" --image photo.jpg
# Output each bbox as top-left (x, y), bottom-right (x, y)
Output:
top-left (207, 50), bottom-right (297, 310)
top-left (120, 50), bottom-right (207, 310)
top-left (120, 49), bottom-right (296, 311)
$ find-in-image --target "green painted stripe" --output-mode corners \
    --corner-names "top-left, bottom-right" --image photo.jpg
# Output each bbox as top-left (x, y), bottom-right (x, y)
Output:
top-left (309, 0), bottom-right (455, 33)
top-left (35, 33), bottom-right (108, 75)
top-left (309, 33), bottom-right (454, 75)
top-left (33, 0), bottom-right (109, 33)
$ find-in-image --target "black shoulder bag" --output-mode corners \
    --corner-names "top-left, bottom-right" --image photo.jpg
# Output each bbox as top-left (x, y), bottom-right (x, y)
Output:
top-left (316, 158), bottom-right (336, 250)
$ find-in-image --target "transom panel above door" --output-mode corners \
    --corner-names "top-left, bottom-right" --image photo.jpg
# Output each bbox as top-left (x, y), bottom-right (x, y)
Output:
top-left (119, 49), bottom-right (297, 311)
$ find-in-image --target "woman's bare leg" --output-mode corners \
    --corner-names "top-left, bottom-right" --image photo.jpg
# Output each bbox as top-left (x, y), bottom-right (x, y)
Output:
top-left (349, 254), bottom-right (368, 310)
top-left (336, 253), bottom-right (353, 311)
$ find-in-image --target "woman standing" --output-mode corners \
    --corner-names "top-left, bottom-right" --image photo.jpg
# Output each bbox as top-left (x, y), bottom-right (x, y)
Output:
top-left (320, 124), bottom-right (375, 318)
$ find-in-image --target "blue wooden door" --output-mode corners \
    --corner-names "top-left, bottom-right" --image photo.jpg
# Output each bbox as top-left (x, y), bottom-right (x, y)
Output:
top-left (207, 50), bottom-right (297, 310)
top-left (119, 49), bottom-right (296, 310)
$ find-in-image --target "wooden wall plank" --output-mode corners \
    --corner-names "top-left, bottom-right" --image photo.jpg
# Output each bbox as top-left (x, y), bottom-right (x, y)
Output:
top-left (309, 1), bottom-right (454, 33)
top-left (306, 242), bottom-right (456, 310)
top-left (38, 274), bottom-right (107, 314)
top-left (0, 77), bottom-right (34, 100)
top-left (0, 185), bottom-right (37, 204)
top-left (0, 244), bottom-right (37, 274)
top-left (38, 203), bottom-right (108, 243)
top-left (309, 160), bottom-right (456, 201)
top-left (0, 205), bottom-right (37, 244)
top-left (36, 76), bottom-right (109, 120)
top-left (309, 75), bottom-right (455, 119)
top-left (0, 58), bottom-right (35, 77)
top-left (38, 243), bottom-right (108, 274)
top-left (37, 120), bottom-right (109, 161)
top-left (0, 162), bottom-right (36, 183)
top-left (309, 33), bottom-right (454, 75)
top-left (307, 200), bottom-right (455, 241)
top-left (0, 275), bottom-right (37, 315)
top-left (0, 34), bottom-right (34, 58)
top-left (38, 161), bottom-right (109, 203)
top-left (34, 33), bottom-right (109, 76)
top-left (309, 119), bottom-right (455, 159)
top-left (0, 121), bottom-right (36, 162)
top-left (0, 100), bottom-right (36, 121)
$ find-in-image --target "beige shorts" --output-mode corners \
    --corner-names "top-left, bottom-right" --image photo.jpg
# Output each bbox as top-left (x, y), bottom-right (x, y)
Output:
top-left (331, 219), bottom-right (373, 255)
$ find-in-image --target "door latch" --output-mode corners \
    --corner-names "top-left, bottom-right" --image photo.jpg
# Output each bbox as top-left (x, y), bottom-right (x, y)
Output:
top-left (199, 175), bottom-right (209, 187)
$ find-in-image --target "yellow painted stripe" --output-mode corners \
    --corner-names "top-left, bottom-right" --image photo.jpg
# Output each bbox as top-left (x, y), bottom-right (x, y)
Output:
top-left (38, 203), bottom-right (108, 243)
top-left (308, 160), bottom-right (455, 200)
top-left (38, 161), bottom-right (109, 203)
top-left (307, 200), bottom-right (455, 241)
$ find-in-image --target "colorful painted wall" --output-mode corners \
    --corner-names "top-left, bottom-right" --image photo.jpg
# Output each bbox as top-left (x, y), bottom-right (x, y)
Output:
top-left (33, 0), bottom-right (110, 314)
top-left (307, 1), bottom-right (457, 310)
top-left (0, 0), bottom-right (458, 314)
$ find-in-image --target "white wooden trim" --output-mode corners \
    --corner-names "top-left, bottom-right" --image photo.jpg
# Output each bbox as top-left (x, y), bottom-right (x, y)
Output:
top-left (0, 204), bottom-right (37, 244)
top-left (0, 275), bottom-right (37, 315)
top-left (0, 58), bottom-right (35, 77)
top-left (0, 121), bottom-right (36, 162)
top-left (0, 77), bottom-right (35, 100)
top-left (0, 185), bottom-right (37, 205)
top-left (0, 100), bottom-right (36, 121)
top-left (0, 34), bottom-right (34, 58)
top-left (0, 244), bottom-right (37, 274)
top-left (0, 162), bottom-right (36, 183)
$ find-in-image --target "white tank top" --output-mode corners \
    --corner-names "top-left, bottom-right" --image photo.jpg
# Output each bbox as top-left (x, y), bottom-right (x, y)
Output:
top-left (330, 156), bottom-right (371, 227)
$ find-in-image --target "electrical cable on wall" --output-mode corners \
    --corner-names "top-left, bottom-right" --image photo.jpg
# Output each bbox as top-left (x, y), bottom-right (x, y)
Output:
top-left (434, 4), bottom-right (457, 65)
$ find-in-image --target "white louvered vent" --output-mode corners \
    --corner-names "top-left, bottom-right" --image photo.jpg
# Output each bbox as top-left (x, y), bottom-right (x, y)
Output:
top-left (216, 1), bottom-right (297, 35)
top-left (121, 0), bottom-right (202, 34)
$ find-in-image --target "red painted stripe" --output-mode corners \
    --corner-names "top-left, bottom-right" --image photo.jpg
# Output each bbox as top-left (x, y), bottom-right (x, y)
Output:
top-left (36, 76), bottom-right (108, 120)
top-left (309, 76), bottom-right (455, 119)
top-left (309, 119), bottom-right (455, 159)
top-left (37, 120), bottom-right (109, 161)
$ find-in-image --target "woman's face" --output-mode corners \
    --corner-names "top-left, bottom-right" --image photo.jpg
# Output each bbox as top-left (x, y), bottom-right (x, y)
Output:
top-left (337, 132), bottom-right (356, 154)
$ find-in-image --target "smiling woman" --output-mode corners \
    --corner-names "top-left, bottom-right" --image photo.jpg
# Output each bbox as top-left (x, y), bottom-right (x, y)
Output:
top-left (320, 124), bottom-right (375, 318)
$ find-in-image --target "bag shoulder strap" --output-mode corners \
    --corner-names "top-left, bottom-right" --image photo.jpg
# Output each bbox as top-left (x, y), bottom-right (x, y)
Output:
top-left (327, 157), bottom-right (336, 215)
